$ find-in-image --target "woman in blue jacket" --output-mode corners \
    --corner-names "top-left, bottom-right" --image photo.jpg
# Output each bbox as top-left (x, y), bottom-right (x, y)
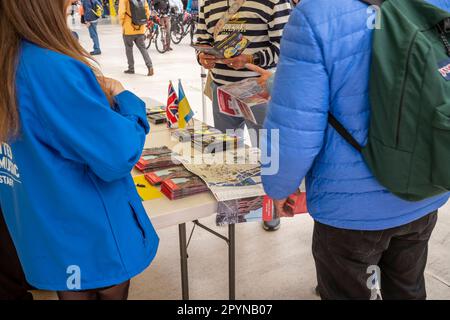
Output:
top-left (0, 0), bottom-right (159, 300)
top-left (262, 0), bottom-right (450, 299)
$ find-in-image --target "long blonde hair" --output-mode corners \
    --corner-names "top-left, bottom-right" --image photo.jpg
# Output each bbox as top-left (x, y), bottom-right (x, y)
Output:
top-left (0, 0), bottom-right (112, 141)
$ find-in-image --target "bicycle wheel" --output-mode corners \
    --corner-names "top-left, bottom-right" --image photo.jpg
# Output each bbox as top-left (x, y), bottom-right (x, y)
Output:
top-left (171, 20), bottom-right (184, 44)
top-left (144, 27), bottom-right (153, 49)
top-left (155, 28), bottom-right (166, 54)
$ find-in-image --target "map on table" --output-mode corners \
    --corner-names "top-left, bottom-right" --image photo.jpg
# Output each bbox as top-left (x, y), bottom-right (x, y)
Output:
top-left (174, 149), bottom-right (265, 202)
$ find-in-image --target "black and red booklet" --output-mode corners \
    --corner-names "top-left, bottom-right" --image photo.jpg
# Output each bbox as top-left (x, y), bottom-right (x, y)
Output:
top-left (144, 166), bottom-right (192, 185)
top-left (135, 147), bottom-right (179, 173)
top-left (161, 175), bottom-right (210, 200)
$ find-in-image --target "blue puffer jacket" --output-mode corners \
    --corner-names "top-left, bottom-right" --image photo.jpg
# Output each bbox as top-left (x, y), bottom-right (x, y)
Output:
top-left (262, 0), bottom-right (450, 230)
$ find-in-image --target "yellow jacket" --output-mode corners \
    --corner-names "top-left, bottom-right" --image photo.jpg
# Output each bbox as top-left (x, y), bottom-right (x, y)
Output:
top-left (119, 0), bottom-right (150, 35)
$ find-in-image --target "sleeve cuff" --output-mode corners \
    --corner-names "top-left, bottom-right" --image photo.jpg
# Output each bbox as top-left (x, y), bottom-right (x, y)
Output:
top-left (114, 90), bottom-right (150, 134)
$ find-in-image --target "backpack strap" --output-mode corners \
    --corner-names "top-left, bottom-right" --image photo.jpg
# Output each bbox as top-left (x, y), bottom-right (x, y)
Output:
top-left (359, 0), bottom-right (384, 6)
top-left (328, 0), bottom-right (385, 151)
top-left (328, 113), bottom-right (363, 152)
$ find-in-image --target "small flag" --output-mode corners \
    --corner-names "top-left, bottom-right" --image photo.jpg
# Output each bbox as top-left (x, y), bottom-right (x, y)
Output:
top-left (178, 80), bottom-right (194, 129)
top-left (166, 81), bottom-right (179, 128)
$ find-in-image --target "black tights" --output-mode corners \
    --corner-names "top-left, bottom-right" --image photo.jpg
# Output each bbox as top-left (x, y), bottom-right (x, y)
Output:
top-left (57, 280), bottom-right (130, 300)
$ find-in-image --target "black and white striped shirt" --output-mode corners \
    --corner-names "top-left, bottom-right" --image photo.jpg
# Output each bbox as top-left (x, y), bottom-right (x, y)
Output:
top-left (195, 0), bottom-right (291, 85)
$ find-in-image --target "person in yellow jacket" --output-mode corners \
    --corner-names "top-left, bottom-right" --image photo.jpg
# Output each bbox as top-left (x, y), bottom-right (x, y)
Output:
top-left (119, 0), bottom-right (154, 76)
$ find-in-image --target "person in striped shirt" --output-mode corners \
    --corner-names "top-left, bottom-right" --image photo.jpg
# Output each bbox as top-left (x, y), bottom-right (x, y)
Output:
top-left (195, 0), bottom-right (291, 231)
top-left (196, 0), bottom-right (291, 87)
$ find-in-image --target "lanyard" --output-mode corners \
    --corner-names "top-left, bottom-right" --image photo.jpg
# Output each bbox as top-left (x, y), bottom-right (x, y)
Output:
top-left (213, 0), bottom-right (246, 40)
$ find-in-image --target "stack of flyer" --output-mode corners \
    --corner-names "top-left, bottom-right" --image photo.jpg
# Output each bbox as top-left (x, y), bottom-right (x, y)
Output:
top-left (144, 166), bottom-right (192, 185)
top-left (146, 105), bottom-right (165, 115)
top-left (160, 175), bottom-right (210, 200)
top-left (171, 125), bottom-right (222, 142)
top-left (135, 147), bottom-right (180, 173)
top-left (192, 132), bottom-right (240, 154)
top-left (146, 106), bottom-right (167, 125)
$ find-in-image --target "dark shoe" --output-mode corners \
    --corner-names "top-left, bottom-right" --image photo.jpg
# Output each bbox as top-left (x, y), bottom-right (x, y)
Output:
top-left (314, 285), bottom-right (320, 297)
top-left (147, 68), bottom-right (154, 76)
top-left (90, 51), bottom-right (101, 56)
top-left (124, 69), bottom-right (135, 74)
top-left (263, 218), bottom-right (281, 232)
top-left (168, 47), bottom-right (173, 51)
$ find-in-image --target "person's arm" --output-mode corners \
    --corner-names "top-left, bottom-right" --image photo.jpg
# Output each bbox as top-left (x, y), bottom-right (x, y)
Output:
top-left (23, 56), bottom-right (150, 183)
top-left (118, 0), bottom-right (126, 25)
top-left (255, 0), bottom-right (291, 68)
top-left (194, 1), bottom-right (213, 46)
top-left (262, 7), bottom-right (330, 199)
top-left (245, 63), bottom-right (274, 93)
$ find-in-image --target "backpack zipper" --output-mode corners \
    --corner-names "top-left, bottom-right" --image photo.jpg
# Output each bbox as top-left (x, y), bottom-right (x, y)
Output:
top-left (396, 31), bottom-right (418, 146)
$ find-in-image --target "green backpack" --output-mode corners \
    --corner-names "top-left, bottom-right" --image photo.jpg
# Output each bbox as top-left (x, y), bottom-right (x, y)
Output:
top-left (329, 0), bottom-right (450, 201)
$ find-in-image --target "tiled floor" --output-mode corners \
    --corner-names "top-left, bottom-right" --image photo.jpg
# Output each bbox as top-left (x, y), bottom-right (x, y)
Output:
top-left (33, 17), bottom-right (450, 300)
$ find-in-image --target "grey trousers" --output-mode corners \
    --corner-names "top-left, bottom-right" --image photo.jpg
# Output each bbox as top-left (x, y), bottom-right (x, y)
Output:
top-left (123, 34), bottom-right (153, 71)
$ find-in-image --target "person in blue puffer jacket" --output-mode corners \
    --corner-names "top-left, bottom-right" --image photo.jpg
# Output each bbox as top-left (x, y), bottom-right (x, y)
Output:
top-left (261, 0), bottom-right (450, 299)
top-left (0, 0), bottom-right (158, 300)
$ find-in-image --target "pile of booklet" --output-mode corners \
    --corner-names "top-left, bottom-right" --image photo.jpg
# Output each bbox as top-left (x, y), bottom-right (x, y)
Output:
top-left (135, 146), bottom-right (180, 172)
top-left (144, 166), bottom-right (192, 185)
top-left (161, 175), bottom-right (210, 200)
top-left (192, 132), bottom-right (240, 153)
top-left (146, 105), bottom-right (166, 115)
top-left (171, 125), bottom-right (222, 142)
top-left (146, 106), bottom-right (167, 125)
top-left (147, 112), bottom-right (167, 125)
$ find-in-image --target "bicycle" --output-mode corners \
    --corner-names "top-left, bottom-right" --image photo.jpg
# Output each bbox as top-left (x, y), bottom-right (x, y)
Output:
top-left (144, 14), bottom-right (169, 54)
top-left (171, 11), bottom-right (197, 45)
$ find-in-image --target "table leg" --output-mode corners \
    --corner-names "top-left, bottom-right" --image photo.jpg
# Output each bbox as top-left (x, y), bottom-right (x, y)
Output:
top-left (179, 223), bottom-right (189, 300)
top-left (228, 224), bottom-right (236, 300)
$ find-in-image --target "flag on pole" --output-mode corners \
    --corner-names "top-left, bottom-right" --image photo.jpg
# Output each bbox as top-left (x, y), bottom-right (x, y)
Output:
top-left (166, 81), bottom-right (179, 128)
top-left (178, 80), bottom-right (194, 129)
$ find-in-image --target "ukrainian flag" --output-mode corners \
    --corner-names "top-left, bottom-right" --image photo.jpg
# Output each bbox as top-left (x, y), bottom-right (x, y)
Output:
top-left (178, 80), bottom-right (194, 129)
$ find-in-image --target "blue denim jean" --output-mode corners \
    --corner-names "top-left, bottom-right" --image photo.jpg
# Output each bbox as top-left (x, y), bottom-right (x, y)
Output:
top-left (88, 21), bottom-right (100, 53)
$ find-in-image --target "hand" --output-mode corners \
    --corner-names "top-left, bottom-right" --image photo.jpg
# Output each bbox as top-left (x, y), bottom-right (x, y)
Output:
top-left (99, 77), bottom-right (125, 97)
top-left (85, 21), bottom-right (91, 27)
top-left (199, 52), bottom-right (217, 70)
top-left (245, 63), bottom-right (273, 90)
top-left (273, 198), bottom-right (294, 218)
top-left (222, 54), bottom-right (252, 70)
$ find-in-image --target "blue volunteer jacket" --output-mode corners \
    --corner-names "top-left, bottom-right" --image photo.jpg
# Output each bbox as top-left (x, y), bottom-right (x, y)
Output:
top-left (263, 0), bottom-right (450, 230)
top-left (0, 41), bottom-right (159, 290)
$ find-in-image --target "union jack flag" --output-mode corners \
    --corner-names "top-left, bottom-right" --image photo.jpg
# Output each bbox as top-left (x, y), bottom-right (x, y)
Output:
top-left (166, 81), bottom-right (179, 128)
